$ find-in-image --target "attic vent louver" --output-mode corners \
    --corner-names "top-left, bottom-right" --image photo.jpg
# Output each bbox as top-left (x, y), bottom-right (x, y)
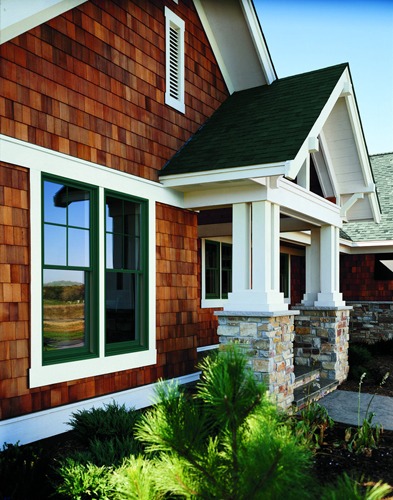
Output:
top-left (165, 7), bottom-right (185, 113)
top-left (169, 25), bottom-right (180, 100)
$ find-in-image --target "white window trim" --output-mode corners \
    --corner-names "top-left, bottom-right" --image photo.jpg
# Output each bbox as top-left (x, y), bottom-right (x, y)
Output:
top-left (164, 7), bottom-right (185, 113)
top-left (201, 237), bottom-right (232, 308)
top-left (0, 135), bottom-right (184, 388)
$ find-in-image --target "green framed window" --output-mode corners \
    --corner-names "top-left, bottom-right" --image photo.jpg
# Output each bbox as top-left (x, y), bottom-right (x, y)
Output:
top-left (42, 175), bottom-right (148, 365)
top-left (205, 240), bottom-right (232, 299)
top-left (42, 177), bottom-right (98, 364)
top-left (105, 192), bottom-right (148, 355)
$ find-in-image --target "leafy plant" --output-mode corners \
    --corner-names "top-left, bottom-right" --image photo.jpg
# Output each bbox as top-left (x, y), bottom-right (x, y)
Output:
top-left (345, 372), bottom-right (389, 455)
top-left (55, 458), bottom-right (113, 499)
top-left (135, 344), bottom-right (316, 499)
top-left (348, 344), bottom-right (372, 381)
top-left (291, 401), bottom-right (334, 450)
top-left (321, 473), bottom-right (392, 500)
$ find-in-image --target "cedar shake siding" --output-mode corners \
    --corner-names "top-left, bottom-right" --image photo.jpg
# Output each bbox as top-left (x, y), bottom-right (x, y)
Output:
top-left (0, 0), bottom-right (229, 420)
top-left (0, 0), bottom-right (228, 180)
top-left (340, 254), bottom-right (393, 301)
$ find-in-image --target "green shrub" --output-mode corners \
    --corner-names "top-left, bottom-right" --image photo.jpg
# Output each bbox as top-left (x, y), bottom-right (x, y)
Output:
top-left (55, 458), bottom-right (113, 499)
top-left (68, 402), bottom-right (141, 445)
top-left (321, 473), bottom-right (392, 500)
top-left (348, 344), bottom-right (372, 381)
top-left (0, 441), bottom-right (52, 499)
top-left (135, 344), bottom-right (316, 499)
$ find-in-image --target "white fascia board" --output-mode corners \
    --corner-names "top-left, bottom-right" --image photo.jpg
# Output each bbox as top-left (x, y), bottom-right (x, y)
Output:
top-left (239, 0), bottom-right (276, 84)
top-left (285, 69), bottom-right (350, 181)
top-left (280, 231), bottom-right (311, 246)
top-left (192, 0), bottom-right (234, 93)
top-left (340, 238), bottom-right (393, 254)
top-left (0, 0), bottom-right (87, 44)
top-left (159, 162), bottom-right (287, 189)
top-left (0, 134), bottom-right (184, 208)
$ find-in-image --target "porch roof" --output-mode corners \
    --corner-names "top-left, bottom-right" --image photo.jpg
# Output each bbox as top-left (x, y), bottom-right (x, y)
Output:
top-left (342, 153), bottom-right (393, 242)
top-left (161, 64), bottom-right (348, 177)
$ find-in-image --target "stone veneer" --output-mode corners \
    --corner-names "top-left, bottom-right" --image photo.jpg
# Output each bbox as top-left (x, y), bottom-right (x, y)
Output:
top-left (347, 302), bottom-right (393, 344)
top-left (294, 307), bottom-right (351, 383)
top-left (215, 311), bottom-right (298, 409)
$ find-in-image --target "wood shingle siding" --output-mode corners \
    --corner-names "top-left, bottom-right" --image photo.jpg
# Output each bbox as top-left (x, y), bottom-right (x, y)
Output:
top-left (0, 0), bottom-right (228, 420)
top-left (0, 0), bottom-right (228, 181)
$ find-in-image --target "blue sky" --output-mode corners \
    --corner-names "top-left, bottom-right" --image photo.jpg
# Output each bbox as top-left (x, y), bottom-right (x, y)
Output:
top-left (254, 0), bottom-right (393, 155)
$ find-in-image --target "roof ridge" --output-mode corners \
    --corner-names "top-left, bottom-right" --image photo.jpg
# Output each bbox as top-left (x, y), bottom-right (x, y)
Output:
top-left (275, 63), bottom-right (348, 83)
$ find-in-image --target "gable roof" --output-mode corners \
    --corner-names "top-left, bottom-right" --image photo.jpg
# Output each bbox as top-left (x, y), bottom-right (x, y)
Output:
top-left (160, 64), bottom-right (348, 177)
top-left (341, 152), bottom-right (393, 242)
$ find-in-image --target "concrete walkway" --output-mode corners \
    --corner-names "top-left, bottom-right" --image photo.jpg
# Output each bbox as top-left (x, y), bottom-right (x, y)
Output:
top-left (320, 390), bottom-right (393, 431)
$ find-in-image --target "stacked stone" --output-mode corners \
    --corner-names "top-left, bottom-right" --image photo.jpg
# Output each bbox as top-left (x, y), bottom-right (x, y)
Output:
top-left (215, 312), bottom-right (297, 409)
top-left (348, 302), bottom-right (393, 344)
top-left (294, 307), bottom-right (350, 383)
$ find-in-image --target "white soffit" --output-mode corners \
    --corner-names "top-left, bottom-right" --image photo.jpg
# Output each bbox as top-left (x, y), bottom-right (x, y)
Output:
top-left (193, 0), bottom-right (276, 93)
top-left (0, 0), bottom-right (87, 44)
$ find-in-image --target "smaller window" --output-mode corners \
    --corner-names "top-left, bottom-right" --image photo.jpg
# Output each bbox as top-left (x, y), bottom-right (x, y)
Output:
top-left (165, 7), bottom-right (185, 113)
top-left (205, 240), bottom-right (232, 300)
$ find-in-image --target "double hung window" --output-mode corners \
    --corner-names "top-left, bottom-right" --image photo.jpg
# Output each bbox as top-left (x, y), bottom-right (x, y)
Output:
top-left (42, 175), bottom-right (148, 365)
top-left (205, 240), bottom-right (232, 300)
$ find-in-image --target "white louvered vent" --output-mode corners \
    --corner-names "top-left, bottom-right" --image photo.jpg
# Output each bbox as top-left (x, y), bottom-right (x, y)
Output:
top-left (169, 25), bottom-right (180, 100)
top-left (165, 7), bottom-right (185, 113)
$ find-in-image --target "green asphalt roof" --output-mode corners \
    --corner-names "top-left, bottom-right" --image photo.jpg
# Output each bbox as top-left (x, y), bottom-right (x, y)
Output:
top-left (341, 153), bottom-right (393, 242)
top-left (161, 63), bottom-right (348, 176)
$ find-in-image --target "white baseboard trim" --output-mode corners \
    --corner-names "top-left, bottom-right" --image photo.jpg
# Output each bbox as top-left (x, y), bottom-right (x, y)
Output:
top-left (0, 372), bottom-right (201, 446)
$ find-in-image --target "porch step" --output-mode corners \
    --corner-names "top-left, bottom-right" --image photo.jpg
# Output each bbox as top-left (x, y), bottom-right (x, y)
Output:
top-left (293, 378), bottom-right (339, 409)
top-left (293, 366), bottom-right (320, 390)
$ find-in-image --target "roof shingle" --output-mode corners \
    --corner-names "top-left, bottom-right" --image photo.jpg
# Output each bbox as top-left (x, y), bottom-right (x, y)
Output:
top-left (161, 63), bottom-right (348, 176)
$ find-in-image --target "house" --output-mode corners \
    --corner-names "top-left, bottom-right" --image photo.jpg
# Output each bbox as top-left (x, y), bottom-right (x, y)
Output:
top-left (0, 0), bottom-right (380, 444)
top-left (340, 152), bottom-right (393, 343)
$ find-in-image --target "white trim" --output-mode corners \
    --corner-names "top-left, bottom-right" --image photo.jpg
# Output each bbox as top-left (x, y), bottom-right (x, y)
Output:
top-left (164, 7), bottom-right (185, 113)
top-left (196, 344), bottom-right (219, 352)
top-left (0, 0), bottom-right (87, 44)
top-left (160, 162), bottom-right (288, 189)
top-left (0, 136), bottom-right (186, 387)
top-left (239, 0), bottom-right (276, 84)
top-left (0, 372), bottom-right (201, 446)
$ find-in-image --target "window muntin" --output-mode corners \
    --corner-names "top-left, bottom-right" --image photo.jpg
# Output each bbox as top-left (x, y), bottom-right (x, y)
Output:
top-left (165, 7), bottom-right (185, 113)
top-left (105, 192), bottom-right (148, 355)
top-left (42, 177), bottom-right (148, 364)
top-left (42, 179), bottom-right (96, 363)
top-left (205, 240), bottom-right (232, 300)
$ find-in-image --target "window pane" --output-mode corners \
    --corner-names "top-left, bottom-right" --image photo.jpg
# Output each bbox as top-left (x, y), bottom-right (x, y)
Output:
top-left (44, 181), bottom-right (66, 225)
top-left (110, 233), bottom-right (124, 269)
top-left (68, 188), bottom-right (90, 229)
top-left (206, 241), bottom-right (218, 268)
top-left (206, 269), bottom-right (219, 297)
top-left (44, 224), bottom-right (66, 266)
top-left (43, 269), bottom-right (86, 350)
top-left (124, 236), bottom-right (140, 270)
top-left (68, 228), bottom-right (90, 267)
top-left (106, 196), bottom-right (121, 233)
top-left (280, 253), bottom-right (289, 298)
top-left (106, 272), bottom-right (136, 344)
top-left (124, 201), bottom-right (140, 236)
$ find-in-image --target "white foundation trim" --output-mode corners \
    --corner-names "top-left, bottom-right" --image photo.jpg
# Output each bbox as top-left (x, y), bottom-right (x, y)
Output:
top-left (0, 372), bottom-right (201, 446)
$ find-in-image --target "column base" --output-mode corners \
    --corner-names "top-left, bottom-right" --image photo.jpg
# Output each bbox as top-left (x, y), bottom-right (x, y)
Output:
top-left (225, 290), bottom-right (288, 313)
top-left (314, 292), bottom-right (345, 308)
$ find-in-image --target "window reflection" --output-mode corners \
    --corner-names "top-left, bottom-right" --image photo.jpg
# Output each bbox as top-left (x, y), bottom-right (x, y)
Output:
top-left (43, 270), bottom-right (86, 350)
top-left (105, 272), bottom-right (136, 344)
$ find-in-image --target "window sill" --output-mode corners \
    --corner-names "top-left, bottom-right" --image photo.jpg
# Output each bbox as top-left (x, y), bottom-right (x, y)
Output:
top-left (29, 348), bottom-right (157, 388)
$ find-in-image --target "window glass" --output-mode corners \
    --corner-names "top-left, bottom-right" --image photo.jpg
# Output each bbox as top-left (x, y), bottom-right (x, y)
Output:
top-left (68, 228), bottom-right (90, 267)
top-left (205, 240), bottom-right (232, 300)
top-left (44, 225), bottom-right (66, 266)
top-left (43, 269), bottom-right (87, 351)
top-left (43, 181), bottom-right (66, 225)
top-left (105, 272), bottom-right (136, 344)
top-left (280, 253), bottom-right (290, 299)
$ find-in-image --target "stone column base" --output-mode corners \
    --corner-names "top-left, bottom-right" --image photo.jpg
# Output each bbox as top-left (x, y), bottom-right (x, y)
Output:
top-left (294, 306), bottom-right (351, 383)
top-left (215, 311), bottom-right (299, 409)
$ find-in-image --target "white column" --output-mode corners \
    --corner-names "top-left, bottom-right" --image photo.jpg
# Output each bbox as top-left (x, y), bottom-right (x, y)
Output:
top-left (301, 228), bottom-right (320, 305)
top-left (231, 203), bottom-right (251, 292)
top-left (225, 201), bottom-right (287, 312)
top-left (314, 225), bottom-right (345, 307)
